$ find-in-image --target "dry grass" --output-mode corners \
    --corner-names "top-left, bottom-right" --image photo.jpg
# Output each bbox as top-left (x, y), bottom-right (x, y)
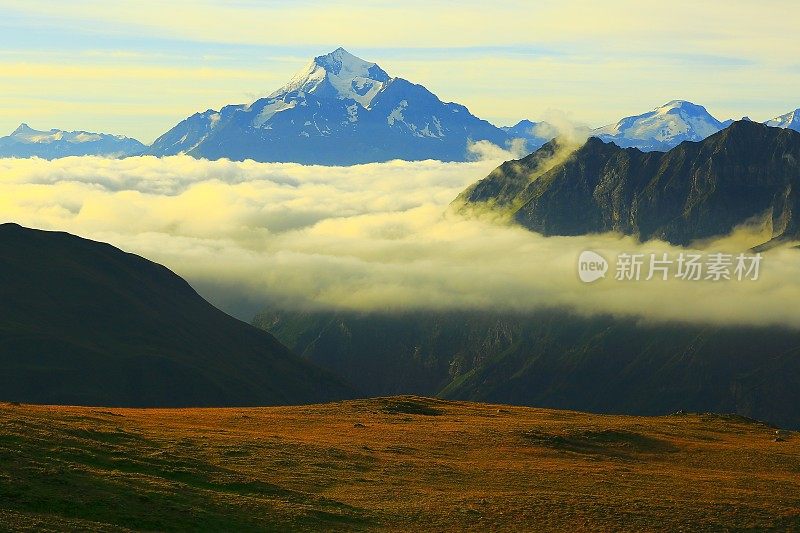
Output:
top-left (0, 396), bottom-right (798, 531)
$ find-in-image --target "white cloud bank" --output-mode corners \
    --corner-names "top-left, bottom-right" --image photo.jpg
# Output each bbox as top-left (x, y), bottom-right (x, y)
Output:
top-left (2, 155), bottom-right (800, 328)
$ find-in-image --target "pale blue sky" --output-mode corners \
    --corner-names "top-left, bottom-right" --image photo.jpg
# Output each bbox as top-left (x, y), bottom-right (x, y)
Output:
top-left (1, 0), bottom-right (798, 143)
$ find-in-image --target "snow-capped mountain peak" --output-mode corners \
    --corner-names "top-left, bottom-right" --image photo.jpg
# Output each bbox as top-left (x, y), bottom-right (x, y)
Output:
top-left (272, 47), bottom-right (391, 108)
top-left (11, 123), bottom-right (35, 136)
top-left (147, 48), bottom-right (547, 164)
top-left (594, 100), bottom-right (724, 151)
top-left (654, 100), bottom-right (708, 114)
top-left (765, 108), bottom-right (800, 131)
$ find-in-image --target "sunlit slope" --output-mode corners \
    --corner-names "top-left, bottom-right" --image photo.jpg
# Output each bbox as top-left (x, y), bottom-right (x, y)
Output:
top-left (0, 398), bottom-right (798, 531)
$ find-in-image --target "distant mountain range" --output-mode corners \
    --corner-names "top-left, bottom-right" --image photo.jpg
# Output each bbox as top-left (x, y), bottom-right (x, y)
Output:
top-left (145, 48), bottom-right (548, 164)
top-left (0, 123), bottom-right (145, 159)
top-left (255, 307), bottom-right (800, 429)
top-left (1, 48), bottom-right (798, 161)
top-left (0, 224), bottom-right (352, 406)
top-left (456, 120), bottom-right (800, 246)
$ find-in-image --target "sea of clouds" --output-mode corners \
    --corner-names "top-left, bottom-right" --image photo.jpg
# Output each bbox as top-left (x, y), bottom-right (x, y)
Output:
top-left (2, 154), bottom-right (799, 328)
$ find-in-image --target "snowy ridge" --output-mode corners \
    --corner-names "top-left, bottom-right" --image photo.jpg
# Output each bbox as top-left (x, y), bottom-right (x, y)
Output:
top-left (0, 124), bottom-right (145, 158)
top-left (10, 123), bottom-right (124, 144)
top-left (765, 109), bottom-right (800, 132)
top-left (594, 100), bottom-right (724, 151)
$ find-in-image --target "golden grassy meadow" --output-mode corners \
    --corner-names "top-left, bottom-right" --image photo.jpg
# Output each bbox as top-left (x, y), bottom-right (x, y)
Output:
top-left (0, 397), bottom-right (798, 531)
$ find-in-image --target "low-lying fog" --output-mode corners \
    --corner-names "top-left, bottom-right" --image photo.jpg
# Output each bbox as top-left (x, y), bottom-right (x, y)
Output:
top-left (2, 153), bottom-right (798, 328)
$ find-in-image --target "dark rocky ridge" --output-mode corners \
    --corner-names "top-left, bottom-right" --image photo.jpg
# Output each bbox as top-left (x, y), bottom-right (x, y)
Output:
top-left (0, 224), bottom-right (353, 406)
top-left (456, 121), bottom-right (800, 246)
